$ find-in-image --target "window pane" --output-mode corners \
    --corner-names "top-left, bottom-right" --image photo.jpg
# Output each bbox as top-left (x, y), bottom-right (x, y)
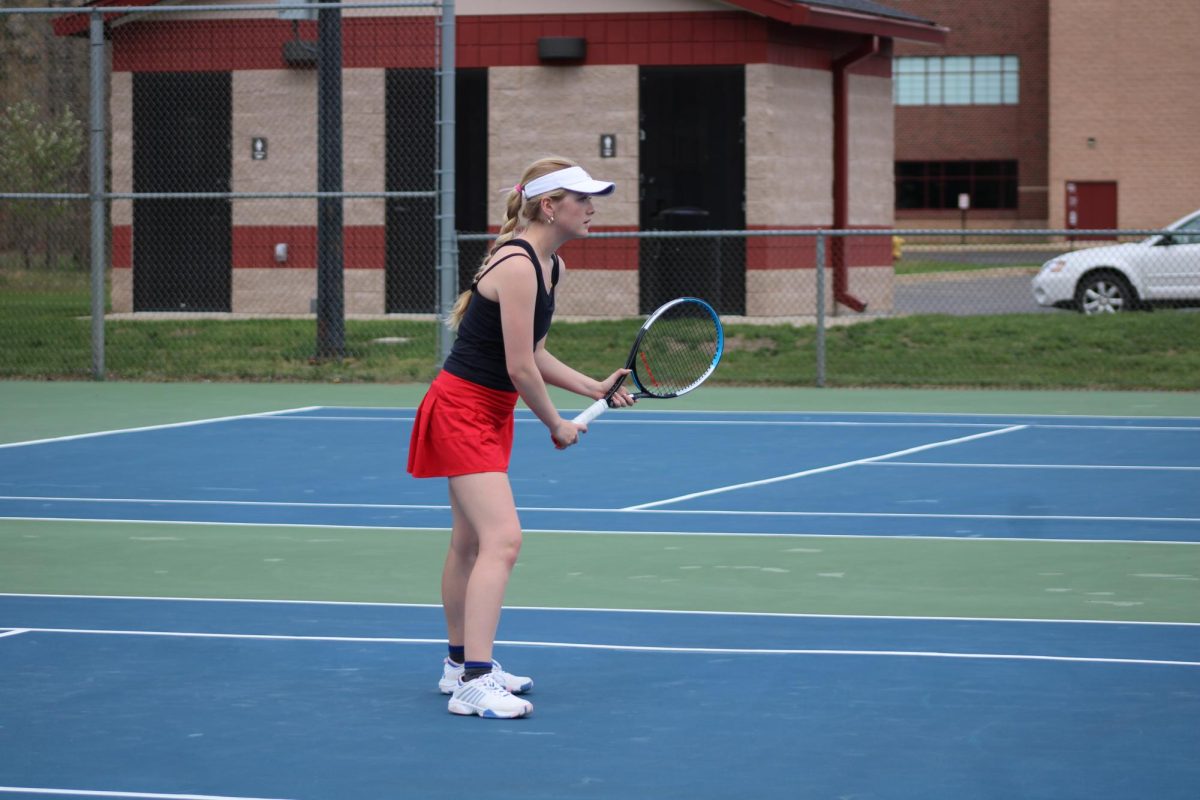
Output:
top-left (943, 73), bottom-right (971, 104)
top-left (896, 178), bottom-right (926, 209)
top-left (1002, 55), bottom-right (1019, 71)
top-left (895, 73), bottom-right (925, 105)
top-left (944, 56), bottom-right (971, 73)
top-left (974, 55), bottom-right (1002, 72)
top-left (1002, 72), bottom-right (1019, 104)
top-left (974, 72), bottom-right (1002, 103)
top-left (927, 72), bottom-right (943, 104)
top-left (973, 179), bottom-right (1001, 209)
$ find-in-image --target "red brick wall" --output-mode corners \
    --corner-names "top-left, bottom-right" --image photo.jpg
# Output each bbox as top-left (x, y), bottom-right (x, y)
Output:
top-left (890, 0), bottom-right (1049, 222)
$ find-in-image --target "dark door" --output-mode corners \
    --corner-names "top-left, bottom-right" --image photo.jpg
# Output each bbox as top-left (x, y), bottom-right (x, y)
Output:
top-left (133, 72), bottom-right (232, 311)
top-left (1066, 181), bottom-right (1118, 239)
top-left (455, 68), bottom-right (489, 292)
top-left (385, 68), bottom-right (437, 313)
top-left (639, 66), bottom-right (745, 314)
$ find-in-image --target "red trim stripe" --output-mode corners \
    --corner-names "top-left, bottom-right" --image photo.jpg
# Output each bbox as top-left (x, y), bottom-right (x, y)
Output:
top-left (97, 13), bottom-right (874, 73)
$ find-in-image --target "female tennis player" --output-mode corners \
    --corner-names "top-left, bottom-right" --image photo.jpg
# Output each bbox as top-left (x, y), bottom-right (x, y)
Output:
top-left (407, 156), bottom-right (635, 718)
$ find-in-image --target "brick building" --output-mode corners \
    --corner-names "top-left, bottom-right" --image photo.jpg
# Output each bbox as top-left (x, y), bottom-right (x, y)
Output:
top-left (890, 0), bottom-right (1200, 233)
top-left (58, 0), bottom-right (945, 317)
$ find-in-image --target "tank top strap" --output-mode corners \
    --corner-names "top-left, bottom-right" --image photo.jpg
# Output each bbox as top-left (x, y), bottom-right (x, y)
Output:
top-left (474, 238), bottom-right (557, 293)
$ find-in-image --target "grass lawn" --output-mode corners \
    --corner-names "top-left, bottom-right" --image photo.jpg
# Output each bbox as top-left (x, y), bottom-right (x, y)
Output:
top-left (3, 266), bottom-right (1198, 390)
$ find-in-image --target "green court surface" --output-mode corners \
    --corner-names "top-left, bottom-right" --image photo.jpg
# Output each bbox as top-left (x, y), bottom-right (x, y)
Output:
top-left (2, 519), bottom-right (1197, 623)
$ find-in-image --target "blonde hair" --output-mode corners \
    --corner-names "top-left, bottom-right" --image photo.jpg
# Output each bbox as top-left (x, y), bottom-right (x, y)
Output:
top-left (446, 156), bottom-right (577, 330)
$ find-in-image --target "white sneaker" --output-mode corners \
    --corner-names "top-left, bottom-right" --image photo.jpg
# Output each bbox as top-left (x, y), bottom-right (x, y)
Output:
top-left (438, 658), bottom-right (533, 695)
top-left (447, 672), bottom-right (533, 719)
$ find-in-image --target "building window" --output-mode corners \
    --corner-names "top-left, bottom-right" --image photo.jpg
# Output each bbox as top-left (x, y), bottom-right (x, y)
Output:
top-left (894, 56), bottom-right (1019, 106)
top-left (896, 160), bottom-right (1018, 210)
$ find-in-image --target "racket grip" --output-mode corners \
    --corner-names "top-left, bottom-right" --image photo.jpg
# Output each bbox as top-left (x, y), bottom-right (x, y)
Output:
top-left (572, 398), bottom-right (609, 426)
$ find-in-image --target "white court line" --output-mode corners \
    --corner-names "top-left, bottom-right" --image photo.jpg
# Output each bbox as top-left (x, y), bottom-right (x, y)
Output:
top-left (2, 496), bottom-right (1198, 524)
top-left (6, 591), bottom-right (1199, 627)
top-left (0, 407), bottom-right (320, 450)
top-left (0, 628), bottom-right (28, 639)
top-left (12, 626), bottom-right (1200, 668)
top-left (625, 425), bottom-right (1029, 510)
top-left (0, 787), bottom-right (294, 800)
top-left (866, 461), bottom-right (1200, 472)
top-left (252, 414), bottom-right (1200, 431)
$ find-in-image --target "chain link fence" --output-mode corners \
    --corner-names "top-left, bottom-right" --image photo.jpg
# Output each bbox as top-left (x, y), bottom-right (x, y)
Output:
top-left (2, 1), bottom-right (448, 381)
top-left (3, 2), bottom-right (1197, 389)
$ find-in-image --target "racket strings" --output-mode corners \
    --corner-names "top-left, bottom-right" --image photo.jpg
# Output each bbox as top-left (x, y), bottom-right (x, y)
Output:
top-left (635, 305), bottom-right (720, 396)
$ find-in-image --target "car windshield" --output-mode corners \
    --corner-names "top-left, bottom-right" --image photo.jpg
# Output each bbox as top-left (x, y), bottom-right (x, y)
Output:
top-left (1169, 214), bottom-right (1200, 245)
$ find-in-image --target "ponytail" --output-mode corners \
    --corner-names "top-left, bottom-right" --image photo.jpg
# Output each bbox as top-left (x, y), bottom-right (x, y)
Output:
top-left (445, 156), bottom-right (577, 330)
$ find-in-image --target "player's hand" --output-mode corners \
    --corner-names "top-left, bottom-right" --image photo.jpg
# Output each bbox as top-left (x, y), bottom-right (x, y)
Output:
top-left (602, 369), bottom-right (637, 408)
top-left (551, 419), bottom-right (584, 450)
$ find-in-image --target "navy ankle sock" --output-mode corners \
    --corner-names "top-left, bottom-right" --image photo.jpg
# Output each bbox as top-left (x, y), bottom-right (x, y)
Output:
top-left (462, 660), bottom-right (492, 682)
top-left (447, 645), bottom-right (465, 665)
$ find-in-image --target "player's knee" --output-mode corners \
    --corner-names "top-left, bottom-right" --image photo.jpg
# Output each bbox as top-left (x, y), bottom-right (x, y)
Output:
top-left (482, 527), bottom-right (522, 568)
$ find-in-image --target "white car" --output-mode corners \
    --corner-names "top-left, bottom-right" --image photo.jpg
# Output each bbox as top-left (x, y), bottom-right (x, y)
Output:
top-left (1032, 208), bottom-right (1200, 314)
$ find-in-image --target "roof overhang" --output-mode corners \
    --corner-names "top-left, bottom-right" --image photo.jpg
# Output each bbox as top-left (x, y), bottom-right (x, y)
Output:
top-left (723, 0), bottom-right (948, 44)
top-left (57, 0), bottom-right (948, 46)
top-left (53, 0), bottom-right (162, 37)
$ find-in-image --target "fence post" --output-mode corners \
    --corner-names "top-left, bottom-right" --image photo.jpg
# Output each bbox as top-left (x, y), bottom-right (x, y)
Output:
top-left (815, 230), bottom-right (826, 388)
top-left (89, 10), bottom-right (106, 380)
top-left (437, 0), bottom-right (457, 365)
top-left (315, 0), bottom-right (345, 359)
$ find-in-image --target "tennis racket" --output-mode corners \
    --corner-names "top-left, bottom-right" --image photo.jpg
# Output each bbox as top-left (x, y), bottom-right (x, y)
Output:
top-left (572, 297), bottom-right (724, 426)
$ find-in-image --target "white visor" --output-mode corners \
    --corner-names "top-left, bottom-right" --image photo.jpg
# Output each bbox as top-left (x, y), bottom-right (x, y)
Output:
top-left (522, 166), bottom-right (615, 199)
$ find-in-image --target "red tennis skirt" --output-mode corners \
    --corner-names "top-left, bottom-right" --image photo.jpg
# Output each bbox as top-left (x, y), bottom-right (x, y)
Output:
top-left (407, 370), bottom-right (519, 478)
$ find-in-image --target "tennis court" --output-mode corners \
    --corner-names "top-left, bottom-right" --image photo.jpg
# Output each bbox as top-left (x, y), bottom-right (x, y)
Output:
top-left (1, 384), bottom-right (1198, 799)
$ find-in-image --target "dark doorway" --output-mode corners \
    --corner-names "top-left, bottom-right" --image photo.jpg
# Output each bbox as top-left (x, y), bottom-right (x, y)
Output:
top-left (455, 68), bottom-right (489, 292)
top-left (132, 72), bottom-right (231, 312)
top-left (385, 68), bottom-right (437, 313)
top-left (638, 66), bottom-right (745, 314)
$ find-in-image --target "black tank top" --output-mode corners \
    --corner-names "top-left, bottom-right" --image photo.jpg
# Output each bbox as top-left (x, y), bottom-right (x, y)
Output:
top-left (442, 238), bottom-right (559, 392)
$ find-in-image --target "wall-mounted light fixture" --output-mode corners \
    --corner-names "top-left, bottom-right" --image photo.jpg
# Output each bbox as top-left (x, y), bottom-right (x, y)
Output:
top-left (538, 37), bottom-right (586, 63)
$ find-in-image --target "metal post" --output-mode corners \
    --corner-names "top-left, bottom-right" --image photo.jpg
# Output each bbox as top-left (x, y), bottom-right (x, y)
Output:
top-left (436, 0), bottom-right (457, 365)
top-left (89, 11), bottom-right (107, 380)
top-left (815, 231), bottom-right (826, 388)
top-left (315, 0), bottom-right (345, 359)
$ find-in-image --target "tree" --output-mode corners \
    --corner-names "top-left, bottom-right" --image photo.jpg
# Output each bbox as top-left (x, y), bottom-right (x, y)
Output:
top-left (0, 99), bottom-right (85, 269)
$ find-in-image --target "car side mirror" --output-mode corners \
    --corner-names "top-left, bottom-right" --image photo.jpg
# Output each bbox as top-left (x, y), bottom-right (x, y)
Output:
top-left (1156, 234), bottom-right (1176, 246)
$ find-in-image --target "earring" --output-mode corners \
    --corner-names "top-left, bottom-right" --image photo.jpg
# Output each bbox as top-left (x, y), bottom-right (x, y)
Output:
top-left (548, 216), bottom-right (555, 225)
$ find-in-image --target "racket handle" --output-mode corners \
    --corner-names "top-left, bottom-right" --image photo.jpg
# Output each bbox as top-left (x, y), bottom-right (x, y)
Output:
top-left (572, 398), bottom-right (609, 426)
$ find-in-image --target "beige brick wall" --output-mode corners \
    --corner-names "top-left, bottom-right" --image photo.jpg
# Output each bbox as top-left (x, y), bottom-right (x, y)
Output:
top-left (110, 269), bottom-right (132, 314)
top-left (110, 72), bottom-right (133, 227)
top-left (745, 64), bottom-right (833, 227)
top-left (556, 270), bottom-right (638, 317)
top-left (232, 269), bottom-right (384, 315)
top-left (1049, 0), bottom-right (1200, 229)
top-left (848, 74), bottom-right (895, 227)
top-left (746, 266), bottom-right (893, 317)
top-left (488, 65), bottom-right (639, 228)
top-left (744, 67), bottom-right (894, 315)
top-left (232, 69), bottom-right (385, 227)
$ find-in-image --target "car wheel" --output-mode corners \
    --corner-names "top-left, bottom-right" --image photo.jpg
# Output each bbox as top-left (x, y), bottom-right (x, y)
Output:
top-left (1074, 271), bottom-right (1136, 314)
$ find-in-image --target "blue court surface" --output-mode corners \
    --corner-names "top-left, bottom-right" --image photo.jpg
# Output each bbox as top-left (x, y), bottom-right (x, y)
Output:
top-left (2, 406), bottom-right (1199, 799)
